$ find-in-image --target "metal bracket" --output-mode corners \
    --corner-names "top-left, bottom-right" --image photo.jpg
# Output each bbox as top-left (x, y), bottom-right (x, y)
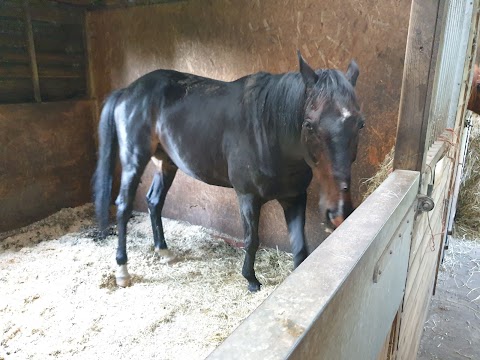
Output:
top-left (417, 195), bottom-right (435, 213)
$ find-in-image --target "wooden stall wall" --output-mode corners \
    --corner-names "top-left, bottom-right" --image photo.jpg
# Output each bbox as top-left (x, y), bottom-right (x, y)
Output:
top-left (0, 101), bottom-right (97, 232)
top-left (0, 1), bottom-right (95, 233)
top-left (87, 0), bottom-right (412, 249)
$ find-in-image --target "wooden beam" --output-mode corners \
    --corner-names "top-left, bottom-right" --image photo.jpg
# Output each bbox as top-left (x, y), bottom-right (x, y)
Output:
top-left (393, 0), bottom-right (444, 172)
top-left (23, 0), bottom-right (41, 102)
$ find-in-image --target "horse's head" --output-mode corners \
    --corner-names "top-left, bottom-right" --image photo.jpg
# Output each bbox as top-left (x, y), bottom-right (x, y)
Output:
top-left (298, 52), bottom-right (364, 230)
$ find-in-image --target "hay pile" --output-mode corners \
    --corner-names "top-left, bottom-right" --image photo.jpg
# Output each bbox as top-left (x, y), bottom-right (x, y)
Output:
top-left (455, 115), bottom-right (480, 238)
top-left (0, 205), bottom-right (292, 360)
top-left (361, 147), bottom-right (395, 200)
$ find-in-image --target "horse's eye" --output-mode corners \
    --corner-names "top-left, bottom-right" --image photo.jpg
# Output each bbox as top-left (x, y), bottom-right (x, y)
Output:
top-left (358, 121), bottom-right (365, 129)
top-left (304, 121), bottom-right (314, 131)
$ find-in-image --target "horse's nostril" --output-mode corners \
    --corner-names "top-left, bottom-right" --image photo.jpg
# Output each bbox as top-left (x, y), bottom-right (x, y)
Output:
top-left (325, 209), bottom-right (342, 229)
top-left (340, 182), bottom-right (349, 192)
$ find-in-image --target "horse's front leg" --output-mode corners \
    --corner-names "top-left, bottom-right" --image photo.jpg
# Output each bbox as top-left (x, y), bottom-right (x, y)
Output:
top-left (279, 193), bottom-right (309, 268)
top-left (236, 192), bottom-right (262, 292)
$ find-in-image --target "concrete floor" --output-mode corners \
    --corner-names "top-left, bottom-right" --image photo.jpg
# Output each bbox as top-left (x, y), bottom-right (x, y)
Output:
top-left (417, 237), bottom-right (480, 360)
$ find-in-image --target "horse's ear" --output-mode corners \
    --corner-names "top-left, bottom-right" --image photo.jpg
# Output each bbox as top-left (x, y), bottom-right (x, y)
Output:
top-left (346, 60), bottom-right (359, 87)
top-left (297, 50), bottom-right (318, 88)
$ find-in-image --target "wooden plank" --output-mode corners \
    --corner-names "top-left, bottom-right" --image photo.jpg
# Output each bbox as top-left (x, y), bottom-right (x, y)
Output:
top-left (397, 158), bottom-right (452, 360)
top-left (1, 51), bottom-right (84, 65)
top-left (410, 158), bottom-right (452, 261)
top-left (407, 165), bottom-right (451, 300)
top-left (389, 309), bottom-right (402, 359)
top-left (39, 78), bottom-right (86, 101)
top-left (401, 223), bottom-right (440, 339)
top-left (36, 52), bottom-right (85, 65)
top-left (32, 23), bottom-right (84, 54)
top-left (398, 265), bottom-right (436, 360)
top-left (28, 3), bottom-right (84, 25)
top-left (0, 78), bottom-right (34, 103)
top-left (403, 212), bottom-right (442, 322)
top-left (37, 65), bottom-right (85, 78)
top-left (0, 18), bottom-right (25, 39)
top-left (207, 171), bottom-right (419, 360)
top-left (398, 170), bottom-right (449, 359)
top-left (23, 0), bottom-right (41, 102)
top-left (0, 2), bottom-right (24, 18)
top-left (393, 0), bottom-right (443, 171)
top-left (0, 32), bottom-right (27, 48)
top-left (0, 63), bottom-right (31, 78)
top-left (400, 248), bottom-right (438, 358)
top-left (0, 50), bottom-right (30, 64)
top-left (377, 309), bottom-right (401, 360)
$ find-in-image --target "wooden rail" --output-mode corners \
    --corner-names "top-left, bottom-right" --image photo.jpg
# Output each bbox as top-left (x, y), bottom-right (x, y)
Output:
top-left (207, 170), bottom-right (419, 360)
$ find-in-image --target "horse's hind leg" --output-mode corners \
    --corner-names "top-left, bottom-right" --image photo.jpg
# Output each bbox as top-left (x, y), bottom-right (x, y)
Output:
top-left (147, 149), bottom-right (178, 264)
top-left (237, 192), bottom-right (262, 292)
top-left (115, 154), bottom-right (150, 287)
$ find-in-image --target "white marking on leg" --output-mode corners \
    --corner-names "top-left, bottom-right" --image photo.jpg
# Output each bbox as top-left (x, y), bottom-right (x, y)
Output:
top-left (115, 264), bottom-right (131, 287)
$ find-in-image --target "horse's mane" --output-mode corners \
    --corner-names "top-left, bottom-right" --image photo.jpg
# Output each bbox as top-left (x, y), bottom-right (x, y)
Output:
top-left (241, 68), bottom-right (357, 137)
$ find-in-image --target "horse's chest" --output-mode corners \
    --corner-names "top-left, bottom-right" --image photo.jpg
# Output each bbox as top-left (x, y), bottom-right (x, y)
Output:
top-left (248, 163), bottom-right (312, 199)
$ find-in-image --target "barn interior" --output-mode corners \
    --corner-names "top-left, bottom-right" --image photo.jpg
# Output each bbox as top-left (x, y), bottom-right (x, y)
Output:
top-left (1, 1), bottom-right (479, 360)
top-left (0, 0), bottom-right (409, 251)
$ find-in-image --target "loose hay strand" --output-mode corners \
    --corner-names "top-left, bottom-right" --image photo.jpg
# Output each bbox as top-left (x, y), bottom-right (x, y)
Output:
top-left (361, 147), bottom-right (394, 200)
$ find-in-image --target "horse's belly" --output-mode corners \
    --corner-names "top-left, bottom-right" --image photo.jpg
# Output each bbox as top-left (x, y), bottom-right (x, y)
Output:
top-left (163, 143), bottom-right (232, 188)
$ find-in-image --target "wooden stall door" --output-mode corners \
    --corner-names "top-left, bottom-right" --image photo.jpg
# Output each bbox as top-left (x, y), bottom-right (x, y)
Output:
top-left (392, 0), bottom-right (480, 358)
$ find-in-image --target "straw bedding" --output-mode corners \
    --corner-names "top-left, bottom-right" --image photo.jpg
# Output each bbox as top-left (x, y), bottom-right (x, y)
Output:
top-left (0, 205), bottom-right (292, 360)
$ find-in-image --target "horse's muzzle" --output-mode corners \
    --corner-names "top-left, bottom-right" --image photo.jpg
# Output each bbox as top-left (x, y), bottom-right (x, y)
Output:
top-left (326, 209), bottom-right (345, 229)
top-left (325, 202), bottom-right (354, 230)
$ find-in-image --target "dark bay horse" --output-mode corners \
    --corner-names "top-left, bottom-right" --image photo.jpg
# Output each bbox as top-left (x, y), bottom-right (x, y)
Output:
top-left (94, 52), bottom-right (364, 291)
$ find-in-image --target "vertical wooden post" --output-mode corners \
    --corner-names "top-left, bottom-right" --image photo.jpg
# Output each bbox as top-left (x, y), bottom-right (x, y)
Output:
top-left (393, 0), bottom-right (444, 172)
top-left (23, 0), bottom-right (41, 103)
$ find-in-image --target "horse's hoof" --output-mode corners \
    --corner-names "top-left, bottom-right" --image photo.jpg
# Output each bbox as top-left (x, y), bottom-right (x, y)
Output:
top-left (248, 282), bottom-right (262, 293)
top-left (116, 265), bottom-right (131, 287)
top-left (155, 248), bottom-right (177, 264)
top-left (116, 275), bottom-right (131, 287)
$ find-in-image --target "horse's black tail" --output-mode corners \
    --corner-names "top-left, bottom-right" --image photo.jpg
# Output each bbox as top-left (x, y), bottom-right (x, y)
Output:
top-left (93, 89), bottom-right (124, 237)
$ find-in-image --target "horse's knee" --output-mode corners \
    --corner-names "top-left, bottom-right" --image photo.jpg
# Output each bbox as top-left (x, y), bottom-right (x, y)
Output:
top-left (146, 196), bottom-right (156, 211)
top-left (146, 196), bottom-right (161, 211)
top-left (116, 201), bottom-right (132, 221)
